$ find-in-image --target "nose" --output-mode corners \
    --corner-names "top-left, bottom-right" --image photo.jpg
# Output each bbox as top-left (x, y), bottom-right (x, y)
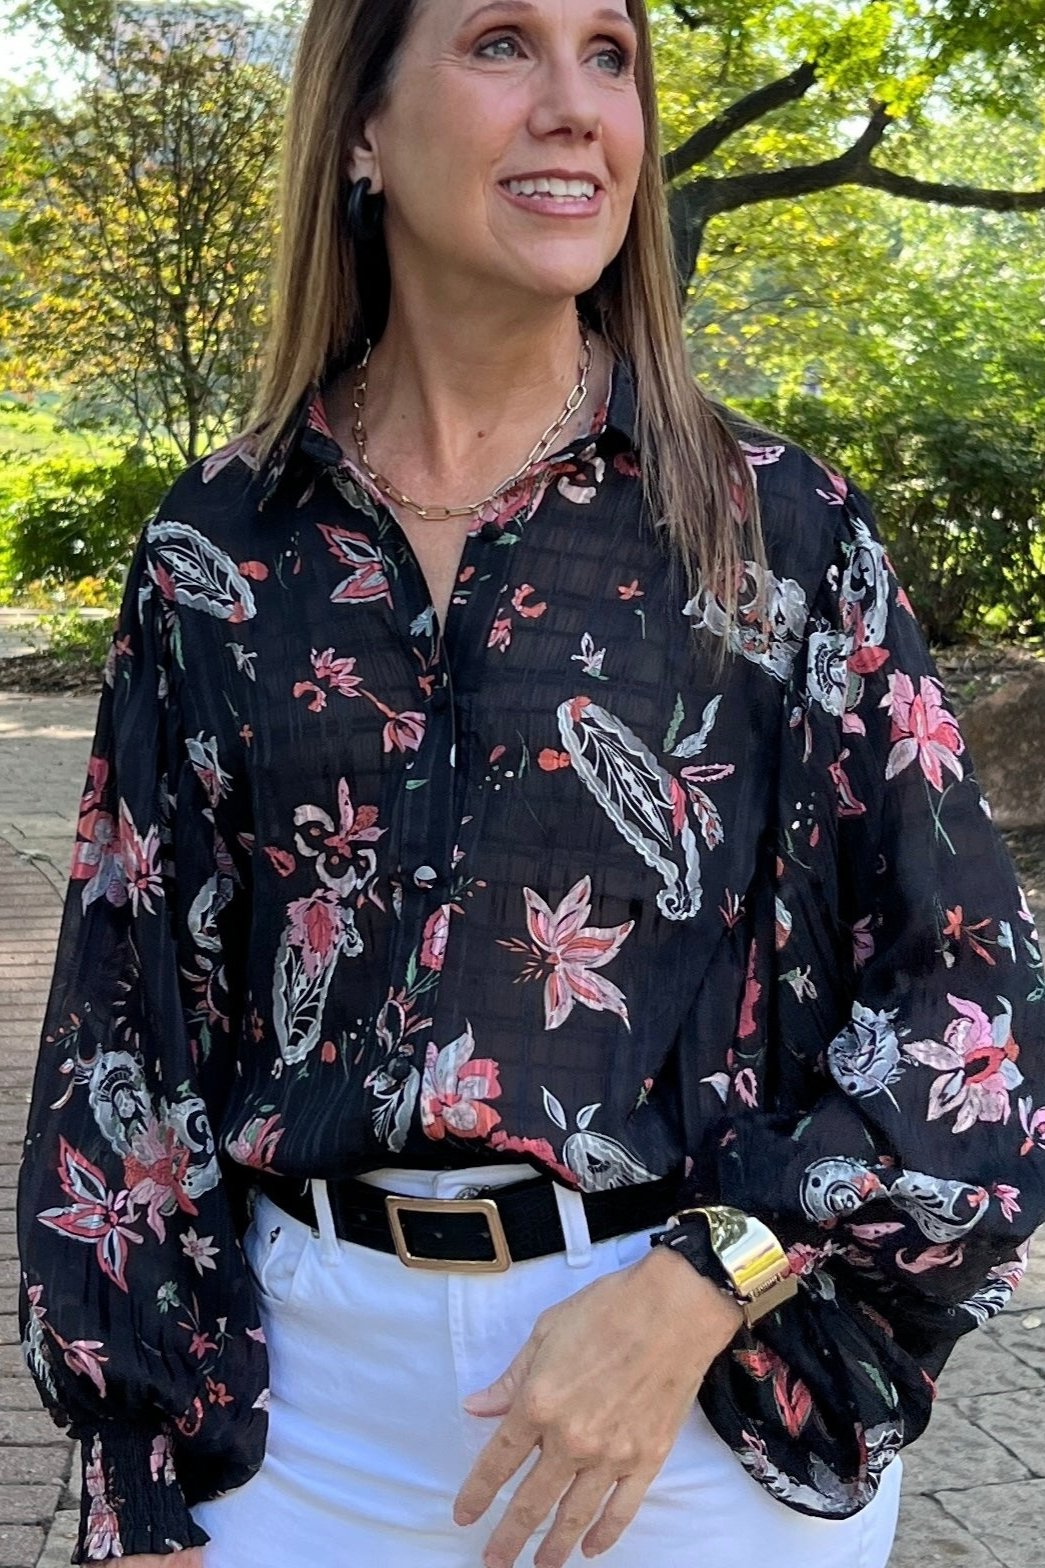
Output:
top-left (526, 51), bottom-right (603, 142)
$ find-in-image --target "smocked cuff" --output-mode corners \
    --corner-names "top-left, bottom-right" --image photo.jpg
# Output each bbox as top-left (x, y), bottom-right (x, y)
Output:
top-left (70, 1422), bottom-right (210, 1563)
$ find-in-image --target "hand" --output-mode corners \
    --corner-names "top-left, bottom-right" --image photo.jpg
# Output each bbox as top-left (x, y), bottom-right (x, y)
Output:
top-left (453, 1244), bottom-right (743, 1568)
top-left (96, 1552), bottom-right (203, 1566)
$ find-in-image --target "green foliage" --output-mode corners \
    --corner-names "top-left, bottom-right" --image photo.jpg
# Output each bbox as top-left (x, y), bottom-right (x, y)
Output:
top-left (743, 392), bottom-right (1045, 645)
top-left (2, 5), bottom-right (287, 462)
top-left (36, 606), bottom-right (116, 672)
top-left (0, 451), bottom-right (174, 597)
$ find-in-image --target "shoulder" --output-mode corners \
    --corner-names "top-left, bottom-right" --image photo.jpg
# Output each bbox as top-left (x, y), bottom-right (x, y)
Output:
top-left (150, 432), bottom-right (268, 552)
top-left (715, 400), bottom-right (867, 592)
top-left (134, 434), bottom-right (272, 625)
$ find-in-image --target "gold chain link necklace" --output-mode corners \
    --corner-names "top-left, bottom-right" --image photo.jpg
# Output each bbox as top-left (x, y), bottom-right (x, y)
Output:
top-left (349, 315), bottom-right (592, 521)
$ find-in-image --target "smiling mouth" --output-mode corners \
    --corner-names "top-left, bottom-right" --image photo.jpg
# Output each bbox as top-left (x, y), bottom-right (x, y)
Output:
top-left (500, 176), bottom-right (600, 201)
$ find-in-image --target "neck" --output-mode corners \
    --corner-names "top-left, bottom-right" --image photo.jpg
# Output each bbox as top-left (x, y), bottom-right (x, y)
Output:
top-left (334, 295), bottom-right (605, 497)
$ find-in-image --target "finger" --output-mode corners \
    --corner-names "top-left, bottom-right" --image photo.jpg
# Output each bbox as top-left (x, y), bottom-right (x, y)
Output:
top-left (478, 1452), bottom-right (583, 1568)
top-left (532, 1468), bottom-right (619, 1568)
top-left (463, 1338), bottom-right (539, 1416)
top-left (453, 1415), bottom-right (541, 1526)
top-left (580, 1469), bottom-right (656, 1557)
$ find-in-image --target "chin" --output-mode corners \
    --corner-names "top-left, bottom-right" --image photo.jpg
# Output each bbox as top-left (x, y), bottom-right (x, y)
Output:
top-left (505, 258), bottom-right (615, 305)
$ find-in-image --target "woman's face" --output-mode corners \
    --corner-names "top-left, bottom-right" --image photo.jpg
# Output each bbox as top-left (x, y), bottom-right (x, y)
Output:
top-left (353, 0), bottom-right (646, 308)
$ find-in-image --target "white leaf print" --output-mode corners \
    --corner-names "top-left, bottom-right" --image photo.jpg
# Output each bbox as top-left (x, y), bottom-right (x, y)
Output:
top-left (827, 1004), bottom-right (905, 1111)
top-left (557, 696), bottom-right (703, 920)
top-left (187, 871), bottom-right (235, 953)
top-left (889, 1170), bottom-right (990, 1243)
top-left (562, 1131), bottom-right (658, 1191)
top-left (542, 1085), bottom-right (568, 1131)
top-left (701, 1072), bottom-right (730, 1104)
top-left (147, 520), bottom-right (257, 623)
top-left (577, 1102), bottom-right (601, 1130)
top-left (670, 695), bottom-right (722, 758)
top-left (272, 928), bottom-right (346, 1065)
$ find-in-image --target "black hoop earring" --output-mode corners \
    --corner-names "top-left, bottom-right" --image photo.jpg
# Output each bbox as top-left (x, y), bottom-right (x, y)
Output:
top-left (347, 176), bottom-right (385, 246)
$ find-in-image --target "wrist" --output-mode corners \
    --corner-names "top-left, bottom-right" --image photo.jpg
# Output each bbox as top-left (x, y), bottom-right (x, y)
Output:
top-left (650, 1203), bottom-right (798, 1330)
top-left (634, 1238), bottom-right (745, 1342)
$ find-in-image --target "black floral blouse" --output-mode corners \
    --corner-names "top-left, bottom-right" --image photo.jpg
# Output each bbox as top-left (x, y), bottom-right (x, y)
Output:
top-left (17, 351), bottom-right (1045, 1563)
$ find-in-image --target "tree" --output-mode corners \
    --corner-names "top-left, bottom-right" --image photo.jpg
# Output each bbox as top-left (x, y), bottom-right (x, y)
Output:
top-left (2, 4), bottom-right (290, 463)
top-left (651, 1), bottom-right (1045, 291)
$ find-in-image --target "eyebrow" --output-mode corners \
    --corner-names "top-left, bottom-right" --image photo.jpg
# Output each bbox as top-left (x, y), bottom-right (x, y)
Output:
top-left (464, 1), bottom-right (637, 34)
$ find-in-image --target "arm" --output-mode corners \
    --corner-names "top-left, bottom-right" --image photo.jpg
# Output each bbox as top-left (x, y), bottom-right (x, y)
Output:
top-left (664, 475), bottom-right (1045, 1514)
top-left (17, 528), bottom-right (268, 1562)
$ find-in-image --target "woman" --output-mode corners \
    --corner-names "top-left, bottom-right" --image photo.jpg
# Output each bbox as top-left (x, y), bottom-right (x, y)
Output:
top-left (17, 1), bottom-right (1045, 1565)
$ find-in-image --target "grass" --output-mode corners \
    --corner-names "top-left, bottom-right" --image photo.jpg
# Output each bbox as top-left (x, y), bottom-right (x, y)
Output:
top-left (0, 396), bottom-right (128, 464)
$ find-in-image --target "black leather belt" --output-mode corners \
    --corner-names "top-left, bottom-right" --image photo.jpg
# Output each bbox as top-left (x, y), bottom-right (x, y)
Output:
top-left (251, 1166), bottom-right (680, 1273)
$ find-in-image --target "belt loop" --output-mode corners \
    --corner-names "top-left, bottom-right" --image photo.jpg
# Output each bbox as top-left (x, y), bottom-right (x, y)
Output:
top-left (553, 1183), bottom-right (593, 1268)
top-left (311, 1178), bottom-right (341, 1265)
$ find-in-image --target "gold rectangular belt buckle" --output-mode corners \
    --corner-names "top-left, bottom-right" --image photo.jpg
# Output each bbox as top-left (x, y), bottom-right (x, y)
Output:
top-left (384, 1194), bottom-right (512, 1273)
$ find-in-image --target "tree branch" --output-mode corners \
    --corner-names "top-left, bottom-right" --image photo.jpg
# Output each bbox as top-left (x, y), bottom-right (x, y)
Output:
top-left (667, 105), bottom-right (893, 289)
top-left (695, 103), bottom-right (895, 217)
top-left (661, 59), bottom-right (819, 182)
top-left (855, 166), bottom-right (1045, 212)
top-left (669, 5), bottom-right (711, 29)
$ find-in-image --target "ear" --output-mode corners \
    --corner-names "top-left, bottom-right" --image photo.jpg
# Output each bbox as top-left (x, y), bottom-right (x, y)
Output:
top-left (347, 127), bottom-right (382, 191)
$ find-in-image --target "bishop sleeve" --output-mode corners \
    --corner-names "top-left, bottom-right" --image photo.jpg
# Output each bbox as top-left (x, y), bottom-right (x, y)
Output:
top-left (664, 474), bottom-right (1045, 1516)
top-left (16, 526), bottom-right (268, 1563)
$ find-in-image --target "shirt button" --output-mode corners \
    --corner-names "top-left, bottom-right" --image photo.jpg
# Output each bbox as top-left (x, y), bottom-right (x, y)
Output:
top-left (479, 520), bottom-right (501, 543)
top-left (413, 864), bottom-right (439, 890)
top-left (430, 686), bottom-right (450, 713)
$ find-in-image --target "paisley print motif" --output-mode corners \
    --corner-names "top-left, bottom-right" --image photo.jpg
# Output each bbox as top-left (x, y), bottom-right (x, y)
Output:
top-left (146, 519), bottom-right (257, 623)
top-left (556, 696), bottom-right (704, 920)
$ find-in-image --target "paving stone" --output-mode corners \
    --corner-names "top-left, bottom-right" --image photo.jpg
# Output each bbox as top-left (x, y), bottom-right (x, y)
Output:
top-left (900, 1400), bottom-right (1029, 1494)
top-left (0, 1522), bottom-right (44, 1565)
top-left (0, 1381), bottom-right (49, 1412)
top-left (0, 1484), bottom-right (61, 1526)
top-left (937, 1479), bottom-right (1045, 1565)
top-left (934, 1329), bottom-right (1034, 1400)
top-left (990, 1312), bottom-right (1045, 1376)
top-left (0, 1450), bottom-right (69, 1488)
top-left (888, 1491), bottom-right (1001, 1567)
top-left (957, 1388), bottom-right (1045, 1478)
top-left (0, 1349), bottom-right (31, 1379)
top-left (1007, 1243), bottom-right (1045, 1311)
top-left (0, 1412), bottom-right (70, 1446)
top-left (34, 1508), bottom-right (77, 1568)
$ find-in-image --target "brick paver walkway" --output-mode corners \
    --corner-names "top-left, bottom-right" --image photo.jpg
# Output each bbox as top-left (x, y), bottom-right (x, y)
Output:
top-left (1, 686), bottom-right (1044, 1566)
top-left (0, 840), bottom-right (74, 1567)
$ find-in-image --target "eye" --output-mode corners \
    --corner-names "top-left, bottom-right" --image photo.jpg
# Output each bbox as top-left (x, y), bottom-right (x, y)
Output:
top-left (476, 33), bottom-right (522, 60)
top-left (476, 33), bottom-right (632, 75)
top-left (594, 43), bottom-right (631, 74)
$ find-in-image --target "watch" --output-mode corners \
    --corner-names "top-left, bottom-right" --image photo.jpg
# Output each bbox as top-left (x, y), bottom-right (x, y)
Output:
top-left (653, 1203), bottom-right (799, 1328)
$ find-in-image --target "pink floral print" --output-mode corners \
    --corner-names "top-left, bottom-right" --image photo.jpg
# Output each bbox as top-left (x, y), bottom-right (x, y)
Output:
top-left (420, 1023), bottom-right (502, 1141)
top-left (499, 876), bottom-right (633, 1031)
top-left (882, 670), bottom-right (965, 790)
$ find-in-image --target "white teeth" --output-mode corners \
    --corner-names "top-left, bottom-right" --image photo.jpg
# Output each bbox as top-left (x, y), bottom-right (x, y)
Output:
top-left (504, 176), bottom-right (597, 200)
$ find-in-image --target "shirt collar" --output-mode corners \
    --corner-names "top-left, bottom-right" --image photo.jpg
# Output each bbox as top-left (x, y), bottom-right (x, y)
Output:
top-left (255, 348), bottom-right (638, 512)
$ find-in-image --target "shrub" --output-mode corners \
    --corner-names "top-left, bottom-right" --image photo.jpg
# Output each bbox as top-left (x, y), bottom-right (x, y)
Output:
top-left (0, 452), bottom-right (175, 601)
top-left (38, 610), bottom-right (117, 667)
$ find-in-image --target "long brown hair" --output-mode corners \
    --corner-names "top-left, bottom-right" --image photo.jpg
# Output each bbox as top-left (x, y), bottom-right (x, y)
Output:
top-left (245, 0), bottom-right (765, 619)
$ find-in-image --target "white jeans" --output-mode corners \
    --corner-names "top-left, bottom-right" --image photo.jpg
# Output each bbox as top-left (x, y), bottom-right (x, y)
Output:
top-left (190, 1163), bottom-right (902, 1567)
